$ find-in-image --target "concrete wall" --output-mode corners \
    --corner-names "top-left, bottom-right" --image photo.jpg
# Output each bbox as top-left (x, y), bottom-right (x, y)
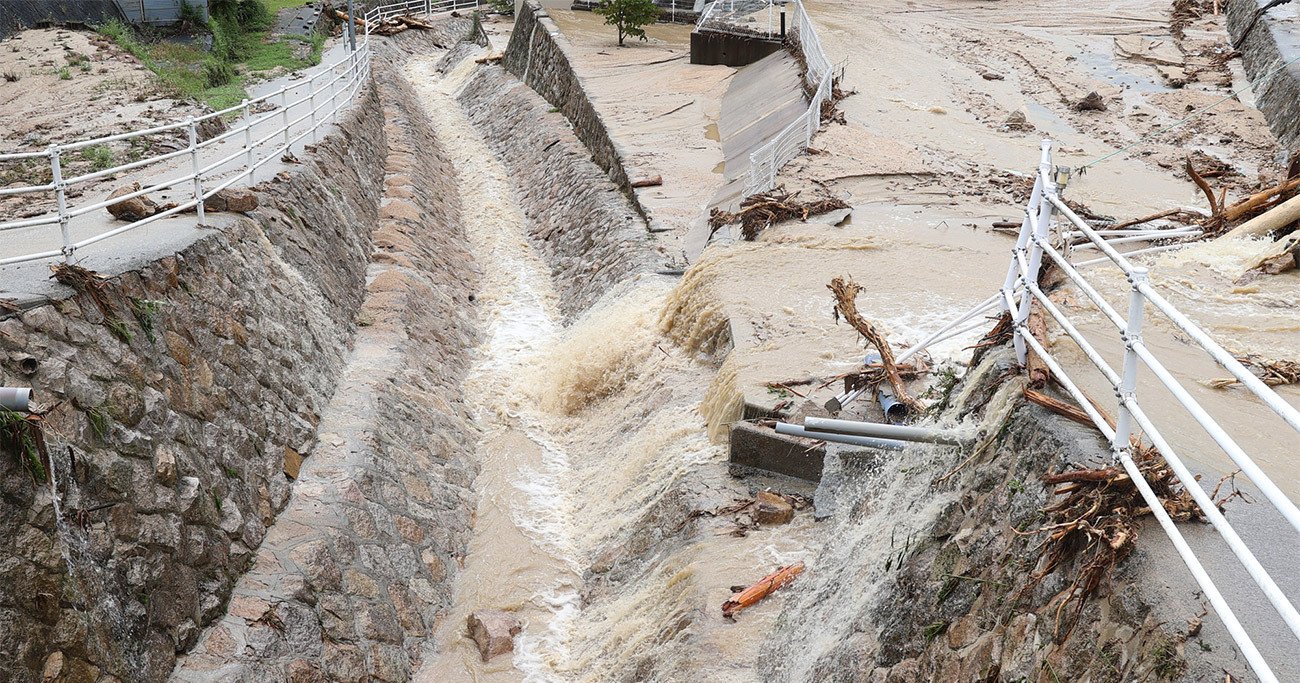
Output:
top-left (0, 78), bottom-right (387, 681)
top-left (1227, 0), bottom-right (1300, 150)
top-left (115, 0), bottom-right (209, 25)
top-left (0, 1), bottom-right (123, 39)
top-left (690, 29), bottom-right (784, 67)
top-left (502, 0), bottom-right (650, 223)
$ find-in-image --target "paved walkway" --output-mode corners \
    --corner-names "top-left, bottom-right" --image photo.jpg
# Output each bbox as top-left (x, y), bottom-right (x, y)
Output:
top-left (0, 40), bottom-right (361, 305)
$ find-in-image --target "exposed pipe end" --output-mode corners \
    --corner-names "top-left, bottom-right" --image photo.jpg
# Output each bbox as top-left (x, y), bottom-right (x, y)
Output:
top-left (876, 387), bottom-right (909, 424)
top-left (0, 387), bottom-right (33, 413)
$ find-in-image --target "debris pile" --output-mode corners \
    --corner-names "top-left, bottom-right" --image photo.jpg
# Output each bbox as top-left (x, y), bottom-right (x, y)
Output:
top-left (335, 11), bottom-right (444, 38)
top-left (708, 187), bottom-right (850, 240)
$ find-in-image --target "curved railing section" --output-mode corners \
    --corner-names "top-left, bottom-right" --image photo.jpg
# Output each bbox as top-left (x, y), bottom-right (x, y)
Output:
top-left (0, 0), bottom-right (479, 267)
top-left (857, 139), bottom-right (1299, 683)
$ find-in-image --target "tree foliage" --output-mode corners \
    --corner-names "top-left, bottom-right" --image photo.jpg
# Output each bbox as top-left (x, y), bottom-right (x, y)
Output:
top-left (594, 0), bottom-right (660, 46)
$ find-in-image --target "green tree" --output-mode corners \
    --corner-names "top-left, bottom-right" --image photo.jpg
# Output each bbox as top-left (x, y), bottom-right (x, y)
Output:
top-left (594, 0), bottom-right (660, 46)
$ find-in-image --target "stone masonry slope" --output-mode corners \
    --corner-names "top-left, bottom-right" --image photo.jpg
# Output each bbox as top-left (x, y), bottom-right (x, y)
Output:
top-left (172, 59), bottom-right (480, 683)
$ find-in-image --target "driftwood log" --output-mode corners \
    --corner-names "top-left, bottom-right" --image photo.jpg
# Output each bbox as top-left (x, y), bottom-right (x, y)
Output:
top-left (827, 276), bottom-right (924, 413)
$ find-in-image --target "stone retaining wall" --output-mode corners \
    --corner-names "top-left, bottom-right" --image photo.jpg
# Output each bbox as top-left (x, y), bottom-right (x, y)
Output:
top-left (457, 61), bottom-right (653, 319)
top-left (173, 58), bottom-right (480, 683)
top-left (502, 0), bottom-right (651, 223)
top-left (0, 86), bottom-right (387, 681)
top-left (1227, 0), bottom-right (1300, 150)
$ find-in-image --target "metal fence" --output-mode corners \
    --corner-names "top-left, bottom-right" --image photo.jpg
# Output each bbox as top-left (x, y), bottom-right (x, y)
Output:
top-left (729, 0), bottom-right (832, 196)
top-left (0, 0), bottom-right (479, 267)
top-left (865, 140), bottom-right (1300, 683)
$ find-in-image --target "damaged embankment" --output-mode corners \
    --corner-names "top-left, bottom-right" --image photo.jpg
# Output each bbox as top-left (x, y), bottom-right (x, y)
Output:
top-left (0, 83), bottom-right (388, 679)
top-left (760, 344), bottom-right (1254, 682)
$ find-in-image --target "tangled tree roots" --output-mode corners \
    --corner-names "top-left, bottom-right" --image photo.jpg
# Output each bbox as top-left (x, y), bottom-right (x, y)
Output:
top-left (1020, 444), bottom-right (1204, 640)
top-left (709, 187), bottom-right (850, 240)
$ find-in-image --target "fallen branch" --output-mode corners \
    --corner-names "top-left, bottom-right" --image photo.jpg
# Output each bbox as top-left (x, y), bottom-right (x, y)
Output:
top-left (1221, 176), bottom-right (1300, 224)
top-left (631, 175), bottom-right (663, 188)
top-left (1186, 155), bottom-right (1221, 218)
top-left (828, 276), bottom-right (924, 413)
top-left (1220, 193), bottom-right (1300, 240)
top-left (1108, 207), bottom-right (1191, 231)
top-left (1024, 387), bottom-right (1092, 427)
top-left (722, 562), bottom-right (805, 618)
top-left (1042, 467), bottom-right (1123, 485)
top-left (1206, 356), bottom-right (1300, 388)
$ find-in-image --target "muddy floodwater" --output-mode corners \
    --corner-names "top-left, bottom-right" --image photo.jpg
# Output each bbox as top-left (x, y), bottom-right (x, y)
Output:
top-left (432, 0), bottom-right (1299, 678)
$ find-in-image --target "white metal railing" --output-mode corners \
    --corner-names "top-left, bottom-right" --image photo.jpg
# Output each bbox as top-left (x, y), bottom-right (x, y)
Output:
top-left (896, 139), bottom-right (1299, 682)
top-left (696, 0), bottom-right (779, 38)
top-left (0, 0), bottom-right (480, 267)
top-left (830, 140), bottom-right (1300, 680)
top-left (738, 0), bottom-right (832, 196)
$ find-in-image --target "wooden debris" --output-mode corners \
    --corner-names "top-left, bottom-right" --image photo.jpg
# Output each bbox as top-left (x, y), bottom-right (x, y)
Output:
top-left (709, 186), bottom-right (850, 241)
top-left (336, 11), bottom-right (442, 36)
top-left (1220, 192), bottom-right (1300, 240)
top-left (1206, 356), bottom-right (1300, 388)
top-left (1024, 387), bottom-right (1092, 427)
top-left (1186, 155), bottom-right (1222, 218)
top-left (827, 276), bottom-right (924, 414)
top-left (1108, 207), bottom-right (1194, 231)
top-left (1221, 176), bottom-right (1300, 224)
top-left (474, 54), bottom-right (503, 64)
top-left (631, 175), bottom-right (663, 188)
top-left (722, 562), bottom-right (805, 618)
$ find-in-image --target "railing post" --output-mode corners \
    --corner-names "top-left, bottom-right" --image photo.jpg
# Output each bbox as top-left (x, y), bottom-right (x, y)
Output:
top-left (188, 118), bottom-right (205, 224)
top-left (310, 73), bottom-right (319, 143)
top-left (49, 145), bottom-right (73, 262)
top-left (241, 99), bottom-right (253, 182)
top-left (330, 69), bottom-right (339, 124)
top-left (280, 86), bottom-right (290, 148)
top-left (1008, 140), bottom-right (1054, 364)
top-left (1113, 266), bottom-right (1148, 458)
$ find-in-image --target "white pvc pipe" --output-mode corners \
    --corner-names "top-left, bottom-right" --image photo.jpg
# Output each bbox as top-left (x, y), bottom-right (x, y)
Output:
top-left (0, 388), bottom-right (31, 412)
top-left (775, 423), bottom-right (907, 450)
top-left (803, 417), bottom-right (970, 445)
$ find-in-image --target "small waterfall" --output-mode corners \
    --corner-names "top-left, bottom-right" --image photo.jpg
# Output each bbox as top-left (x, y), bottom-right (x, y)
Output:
top-left (44, 443), bottom-right (145, 677)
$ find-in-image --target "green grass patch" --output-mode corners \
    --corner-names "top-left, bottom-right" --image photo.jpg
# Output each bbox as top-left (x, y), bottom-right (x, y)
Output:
top-left (80, 145), bottom-right (115, 171)
top-left (260, 0), bottom-right (314, 12)
top-left (96, 1), bottom-right (323, 112)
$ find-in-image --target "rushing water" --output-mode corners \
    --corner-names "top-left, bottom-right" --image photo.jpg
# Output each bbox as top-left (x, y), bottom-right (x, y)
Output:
top-left (404, 52), bottom-right (771, 682)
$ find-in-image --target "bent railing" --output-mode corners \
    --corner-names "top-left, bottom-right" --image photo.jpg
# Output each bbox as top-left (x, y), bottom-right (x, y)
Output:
top-left (0, 0), bottom-right (479, 267)
top-left (1005, 141), bottom-right (1299, 683)
top-left (863, 139), bottom-right (1299, 682)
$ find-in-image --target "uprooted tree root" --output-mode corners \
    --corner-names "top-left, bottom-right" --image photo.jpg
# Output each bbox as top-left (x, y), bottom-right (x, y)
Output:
top-left (709, 187), bottom-right (850, 240)
top-left (1016, 415), bottom-right (1204, 640)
